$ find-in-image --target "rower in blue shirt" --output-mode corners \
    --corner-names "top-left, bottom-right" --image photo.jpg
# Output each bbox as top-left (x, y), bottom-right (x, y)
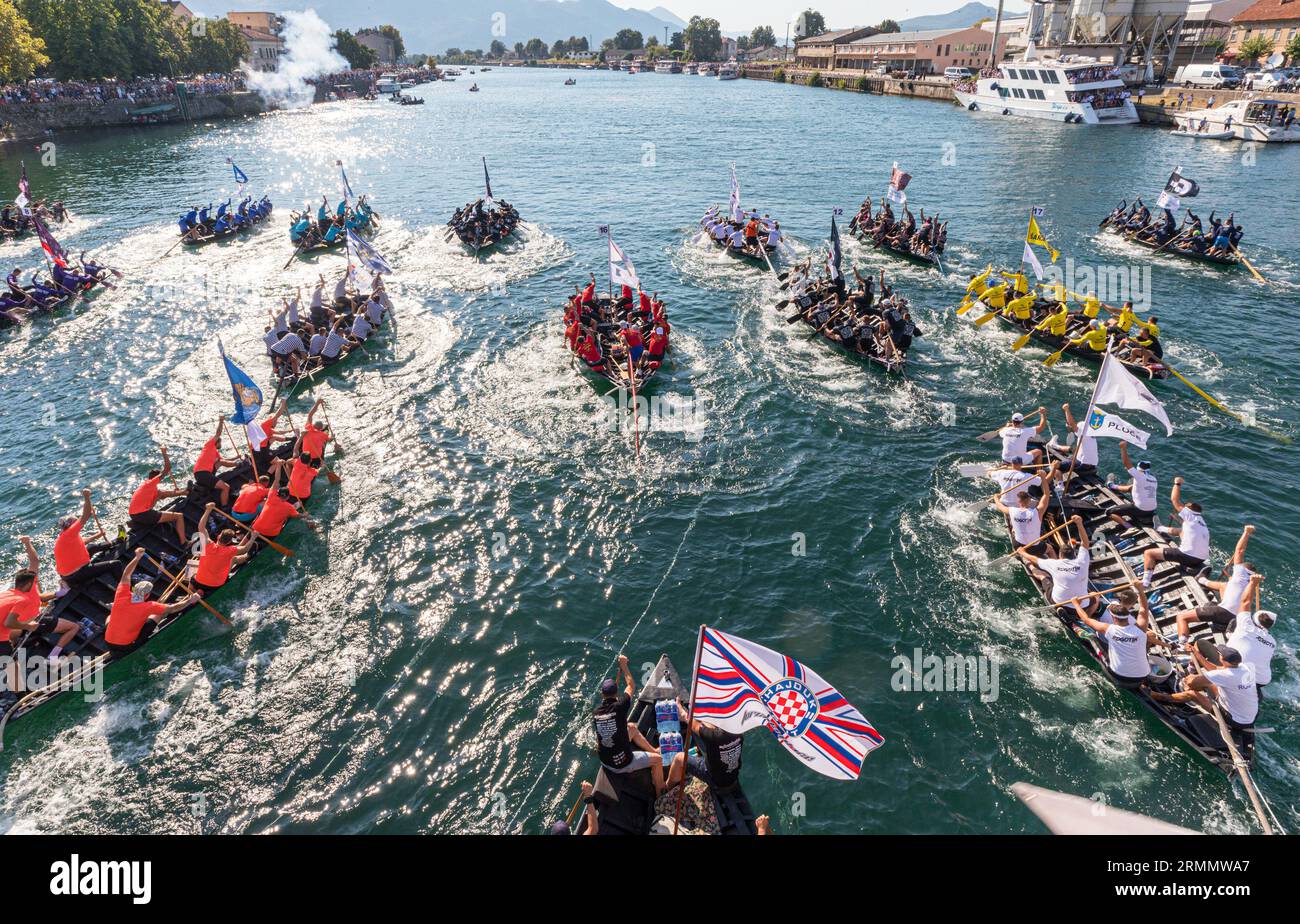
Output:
top-left (179, 207), bottom-right (198, 233)
top-left (290, 216), bottom-right (311, 244)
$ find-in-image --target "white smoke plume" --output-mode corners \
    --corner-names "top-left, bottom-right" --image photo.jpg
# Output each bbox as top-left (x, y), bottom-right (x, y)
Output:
top-left (244, 9), bottom-right (347, 109)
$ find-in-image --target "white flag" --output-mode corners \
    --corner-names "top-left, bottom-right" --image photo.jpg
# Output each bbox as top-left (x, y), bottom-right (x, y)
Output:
top-left (729, 163), bottom-right (741, 221)
top-left (608, 235), bottom-right (640, 291)
top-left (246, 421), bottom-right (266, 448)
top-left (1094, 351), bottom-right (1173, 435)
top-left (1086, 409), bottom-right (1150, 448)
top-left (1022, 241), bottom-right (1045, 280)
top-left (1156, 190), bottom-right (1179, 212)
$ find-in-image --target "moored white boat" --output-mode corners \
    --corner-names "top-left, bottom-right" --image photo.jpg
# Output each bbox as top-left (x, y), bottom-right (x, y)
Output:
top-left (1172, 98), bottom-right (1300, 142)
top-left (717, 62), bottom-right (740, 80)
top-left (953, 55), bottom-right (1137, 124)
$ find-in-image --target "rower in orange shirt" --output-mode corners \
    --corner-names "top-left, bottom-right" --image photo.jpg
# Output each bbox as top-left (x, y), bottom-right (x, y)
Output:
top-left (189, 504), bottom-right (254, 595)
top-left (193, 417), bottom-right (239, 507)
top-left (287, 450), bottom-right (320, 502)
top-left (645, 326), bottom-right (668, 370)
top-left (127, 447), bottom-right (189, 544)
top-left (252, 399), bottom-right (289, 473)
top-left (54, 489), bottom-right (119, 590)
top-left (104, 548), bottom-right (197, 657)
top-left (744, 217), bottom-right (761, 250)
top-left (230, 474), bottom-right (271, 523)
top-left (1, 536), bottom-right (79, 689)
top-left (250, 465), bottom-right (317, 540)
top-left (577, 333), bottom-right (604, 373)
top-left (299, 398), bottom-right (331, 461)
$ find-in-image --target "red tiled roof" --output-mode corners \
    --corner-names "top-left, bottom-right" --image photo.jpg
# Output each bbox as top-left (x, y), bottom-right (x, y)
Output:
top-left (1232, 0), bottom-right (1300, 23)
top-left (236, 24), bottom-right (283, 44)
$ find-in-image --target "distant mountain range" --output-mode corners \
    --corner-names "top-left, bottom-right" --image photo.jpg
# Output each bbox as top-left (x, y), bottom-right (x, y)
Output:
top-left (248, 0), bottom-right (684, 55)
top-left (898, 2), bottom-right (1027, 32)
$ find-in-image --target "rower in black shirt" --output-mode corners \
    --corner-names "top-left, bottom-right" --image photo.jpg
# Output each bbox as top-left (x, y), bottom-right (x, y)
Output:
top-left (591, 654), bottom-right (668, 793)
top-left (667, 699), bottom-right (745, 793)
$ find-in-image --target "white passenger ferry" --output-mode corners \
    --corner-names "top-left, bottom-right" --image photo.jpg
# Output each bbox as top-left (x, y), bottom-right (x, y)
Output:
top-left (953, 55), bottom-right (1138, 124)
top-left (717, 62), bottom-right (740, 80)
top-left (1173, 97), bottom-right (1299, 142)
top-left (375, 73), bottom-right (401, 94)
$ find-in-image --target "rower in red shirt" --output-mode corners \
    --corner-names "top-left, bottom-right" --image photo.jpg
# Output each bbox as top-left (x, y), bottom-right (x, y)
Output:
top-left (288, 452), bottom-right (320, 501)
top-left (53, 490), bottom-right (118, 590)
top-left (645, 326), bottom-right (668, 370)
top-left (231, 475), bottom-right (271, 523)
top-left (1, 537), bottom-right (80, 681)
top-left (253, 399), bottom-right (289, 472)
top-left (189, 504), bottom-right (254, 594)
top-left (565, 318), bottom-right (582, 351)
top-left (580, 275), bottom-right (596, 305)
top-left (300, 398), bottom-right (331, 461)
top-left (577, 333), bottom-right (604, 372)
top-left (128, 447), bottom-right (190, 544)
top-left (618, 322), bottom-right (645, 364)
top-left (250, 464), bottom-right (317, 540)
top-left (104, 548), bottom-right (197, 656)
top-left (193, 417), bottom-right (239, 507)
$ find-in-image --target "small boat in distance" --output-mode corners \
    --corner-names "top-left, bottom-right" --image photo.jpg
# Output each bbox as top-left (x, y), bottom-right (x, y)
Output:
top-left (375, 73), bottom-right (400, 94)
top-left (1173, 98), bottom-right (1300, 142)
top-left (718, 62), bottom-right (740, 80)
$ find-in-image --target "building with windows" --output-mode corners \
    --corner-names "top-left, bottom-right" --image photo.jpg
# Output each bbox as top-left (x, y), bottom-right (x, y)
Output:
top-left (793, 28), bottom-right (880, 68)
top-left (833, 27), bottom-right (1010, 74)
top-left (227, 12), bottom-right (286, 72)
top-left (357, 28), bottom-right (399, 65)
top-left (1226, 0), bottom-right (1300, 60)
top-left (1175, 0), bottom-right (1255, 64)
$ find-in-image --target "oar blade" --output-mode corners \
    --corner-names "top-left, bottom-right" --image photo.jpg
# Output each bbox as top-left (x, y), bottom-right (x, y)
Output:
top-left (1011, 332), bottom-right (1032, 351)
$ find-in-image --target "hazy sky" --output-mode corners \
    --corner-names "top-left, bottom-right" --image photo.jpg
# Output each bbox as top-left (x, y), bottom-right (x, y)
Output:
top-left (614, 1), bottom-right (1029, 33)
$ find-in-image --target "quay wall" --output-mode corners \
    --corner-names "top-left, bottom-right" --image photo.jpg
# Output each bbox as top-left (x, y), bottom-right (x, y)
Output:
top-left (1, 92), bottom-right (267, 144)
top-left (740, 64), bottom-right (956, 103)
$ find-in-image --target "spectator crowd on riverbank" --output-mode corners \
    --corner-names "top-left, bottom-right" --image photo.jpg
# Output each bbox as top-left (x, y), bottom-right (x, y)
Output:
top-left (1, 74), bottom-right (246, 106)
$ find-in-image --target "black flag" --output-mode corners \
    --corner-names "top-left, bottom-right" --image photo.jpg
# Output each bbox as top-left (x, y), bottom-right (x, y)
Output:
top-left (1164, 169), bottom-right (1199, 198)
top-left (483, 156), bottom-right (493, 200)
top-left (827, 215), bottom-right (842, 282)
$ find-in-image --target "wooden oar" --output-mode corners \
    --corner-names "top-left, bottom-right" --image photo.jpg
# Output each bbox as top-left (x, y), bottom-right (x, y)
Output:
top-left (210, 506), bottom-right (295, 558)
top-left (282, 231), bottom-right (314, 270)
top-left (957, 461), bottom-right (1051, 479)
top-left (1163, 362), bottom-right (1292, 445)
top-left (972, 302), bottom-right (1003, 326)
top-left (989, 518), bottom-right (1076, 567)
top-left (159, 227), bottom-right (196, 260)
top-left (961, 472), bottom-right (1042, 513)
top-left (144, 554), bottom-right (230, 625)
top-left (1231, 244), bottom-right (1268, 285)
top-left (974, 409), bottom-right (1044, 443)
top-left (1025, 581), bottom-right (1139, 615)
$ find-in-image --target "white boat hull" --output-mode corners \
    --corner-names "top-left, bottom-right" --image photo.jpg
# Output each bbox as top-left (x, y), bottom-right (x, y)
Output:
top-left (953, 90), bottom-right (1138, 125)
top-left (1171, 113), bottom-right (1300, 142)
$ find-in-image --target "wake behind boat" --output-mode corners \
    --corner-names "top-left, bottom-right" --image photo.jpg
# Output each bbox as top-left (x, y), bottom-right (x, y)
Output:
top-left (1, 218), bottom-right (118, 329)
top-left (849, 163), bottom-right (947, 271)
top-left (447, 158), bottom-right (520, 255)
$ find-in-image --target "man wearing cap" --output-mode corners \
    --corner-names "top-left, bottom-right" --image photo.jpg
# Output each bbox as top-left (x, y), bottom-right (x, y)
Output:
top-left (1153, 644), bottom-right (1258, 729)
top-left (1141, 477), bottom-right (1210, 588)
top-left (591, 654), bottom-right (668, 793)
top-left (54, 489), bottom-right (121, 591)
top-left (104, 548), bottom-right (198, 657)
top-left (1171, 525), bottom-right (1258, 644)
top-left (1019, 515), bottom-right (1097, 615)
top-left (998, 407), bottom-right (1047, 465)
top-left (996, 462), bottom-right (1059, 557)
top-left (1107, 442), bottom-right (1159, 529)
top-left (1071, 590), bottom-right (1160, 689)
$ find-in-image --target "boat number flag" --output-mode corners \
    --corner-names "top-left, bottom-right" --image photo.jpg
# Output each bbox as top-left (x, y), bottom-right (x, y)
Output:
top-left (15, 162), bottom-right (31, 214)
top-left (729, 163), bottom-right (741, 221)
top-left (608, 234), bottom-right (640, 292)
top-left (886, 162), bottom-right (910, 205)
top-left (482, 156), bottom-right (494, 201)
top-left (827, 214), bottom-right (843, 282)
top-left (1026, 215), bottom-right (1060, 263)
top-left (692, 627), bottom-right (884, 780)
top-left (32, 214), bottom-right (68, 268)
top-left (347, 229), bottom-right (392, 275)
top-left (1093, 350), bottom-right (1174, 435)
top-left (218, 340), bottom-right (263, 426)
top-left (1165, 168), bottom-right (1199, 199)
top-left (1087, 409), bottom-right (1151, 449)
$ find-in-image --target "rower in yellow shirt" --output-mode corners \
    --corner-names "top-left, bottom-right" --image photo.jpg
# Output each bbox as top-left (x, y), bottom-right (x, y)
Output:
top-left (966, 265), bottom-right (992, 298)
top-left (981, 283), bottom-right (1008, 310)
top-left (1002, 269), bottom-right (1030, 296)
top-left (1004, 292), bottom-right (1036, 321)
top-left (1070, 320), bottom-right (1109, 353)
top-left (1079, 292), bottom-right (1102, 321)
top-left (1034, 302), bottom-right (1070, 337)
top-left (1107, 300), bottom-right (1138, 336)
top-left (1041, 281), bottom-right (1066, 303)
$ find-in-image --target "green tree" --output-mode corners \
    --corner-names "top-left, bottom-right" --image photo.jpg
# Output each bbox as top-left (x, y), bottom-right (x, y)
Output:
top-left (524, 37), bottom-right (547, 58)
top-left (613, 28), bottom-right (643, 49)
top-left (514, 42), bottom-right (525, 56)
top-left (333, 29), bottom-right (378, 69)
top-left (877, 19), bottom-right (901, 33)
top-left (737, 35), bottom-right (751, 51)
top-left (0, 0), bottom-right (49, 81)
top-left (377, 24), bottom-right (404, 60)
top-left (798, 9), bottom-right (826, 37)
top-left (750, 25), bottom-right (776, 48)
top-left (1286, 33), bottom-right (1300, 64)
top-left (113, 0), bottom-right (185, 77)
top-left (1237, 33), bottom-right (1274, 64)
top-left (684, 16), bottom-right (722, 61)
top-left (551, 38), bottom-right (569, 56)
top-left (669, 31), bottom-right (684, 51)
top-left (490, 39), bottom-right (506, 56)
top-left (187, 17), bottom-right (248, 73)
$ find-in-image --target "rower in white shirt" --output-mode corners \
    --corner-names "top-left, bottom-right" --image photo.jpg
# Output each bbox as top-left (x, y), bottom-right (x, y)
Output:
top-left (1107, 442), bottom-right (1160, 530)
top-left (1153, 644), bottom-right (1258, 729)
top-left (998, 407), bottom-right (1047, 465)
top-left (1019, 515), bottom-right (1097, 614)
top-left (728, 228), bottom-right (746, 250)
top-left (995, 462), bottom-right (1059, 557)
top-left (1172, 525), bottom-right (1258, 643)
top-left (988, 457), bottom-right (1044, 506)
top-left (1072, 589), bottom-right (1162, 688)
top-left (765, 221), bottom-right (783, 249)
top-left (1227, 602), bottom-right (1277, 696)
top-left (1141, 476), bottom-right (1210, 589)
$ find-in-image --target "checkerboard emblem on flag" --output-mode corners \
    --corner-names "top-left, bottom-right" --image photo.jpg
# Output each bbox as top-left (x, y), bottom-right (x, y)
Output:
top-left (691, 626), bottom-right (884, 780)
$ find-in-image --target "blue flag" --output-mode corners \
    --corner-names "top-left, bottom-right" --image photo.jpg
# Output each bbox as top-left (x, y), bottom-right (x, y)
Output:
top-left (219, 340), bottom-right (262, 425)
top-left (228, 158), bottom-right (249, 186)
top-left (347, 229), bottom-right (392, 275)
top-left (338, 159), bottom-right (354, 204)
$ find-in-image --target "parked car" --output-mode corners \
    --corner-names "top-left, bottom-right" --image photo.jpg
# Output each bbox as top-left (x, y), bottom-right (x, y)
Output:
top-left (943, 66), bottom-right (976, 81)
top-left (1172, 64), bottom-right (1243, 89)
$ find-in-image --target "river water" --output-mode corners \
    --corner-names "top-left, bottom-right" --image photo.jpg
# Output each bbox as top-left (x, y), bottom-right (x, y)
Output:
top-left (0, 68), bottom-right (1296, 834)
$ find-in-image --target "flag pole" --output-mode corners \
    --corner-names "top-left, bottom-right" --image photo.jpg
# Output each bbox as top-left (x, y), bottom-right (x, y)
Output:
top-left (1063, 345), bottom-right (1109, 490)
top-left (672, 624), bottom-right (707, 836)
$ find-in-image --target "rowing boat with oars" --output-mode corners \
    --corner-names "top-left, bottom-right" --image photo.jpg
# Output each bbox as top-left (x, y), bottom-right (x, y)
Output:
top-left (982, 444), bottom-right (1254, 774)
top-left (1099, 214), bottom-right (1240, 267)
top-left (780, 264), bottom-right (915, 375)
top-left (288, 209), bottom-right (376, 257)
top-left (708, 232), bottom-right (777, 269)
top-left (0, 440), bottom-right (309, 742)
top-left (982, 298), bottom-right (1170, 380)
top-left (180, 197), bottom-right (274, 247)
top-left (850, 223), bottom-right (943, 270)
top-left (565, 293), bottom-right (664, 393)
top-left (267, 295), bottom-right (392, 405)
top-left (448, 157), bottom-right (520, 256)
top-left (0, 269), bottom-right (113, 330)
top-left (571, 655), bottom-right (759, 835)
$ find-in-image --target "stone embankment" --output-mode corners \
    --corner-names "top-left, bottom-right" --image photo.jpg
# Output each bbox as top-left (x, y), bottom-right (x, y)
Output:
top-left (1, 92), bottom-right (267, 144)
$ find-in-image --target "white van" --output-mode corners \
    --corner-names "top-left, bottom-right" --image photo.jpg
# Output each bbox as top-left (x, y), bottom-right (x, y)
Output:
top-left (944, 66), bottom-right (976, 81)
top-left (1173, 64), bottom-right (1242, 88)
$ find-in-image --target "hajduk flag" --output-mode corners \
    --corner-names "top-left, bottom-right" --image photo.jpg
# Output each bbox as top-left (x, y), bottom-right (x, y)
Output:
top-left (827, 214), bottom-right (843, 282)
top-left (337, 160), bottom-right (354, 205)
top-left (691, 626), bottom-right (884, 780)
top-left (1164, 167), bottom-right (1199, 199)
top-left (482, 156), bottom-right (494, 201)
top-left (886, 162), bottom-right (911, 205)
top-left (1093, 350), bottom-right (1174, 435)
top-left (729, 163), bottom-right (742, 222)
top-left (218, 340), bottom-right (263, 428)
top-left (32, 214), bottom-right (68, 268)
top-left (608, 233), bottom-right (640, 292)
top-left (1026, 214), bottom-right (1060, 263)
top-left (1086, 409), bottom-right (1151, 449)
top-left (15, 162), bottom-right (31, 215)
top-left (347, 229), bottom-right (392, 275)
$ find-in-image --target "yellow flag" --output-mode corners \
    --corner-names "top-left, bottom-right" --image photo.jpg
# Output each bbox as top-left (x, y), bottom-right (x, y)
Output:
top-left (1026, 216), bottom-right (1060, 262)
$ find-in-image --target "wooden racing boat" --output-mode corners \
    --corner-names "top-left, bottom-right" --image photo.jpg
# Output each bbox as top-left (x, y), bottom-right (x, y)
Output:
top-left (781, 269), bottom-right (914, 375)
top-left (572, 654), bottom-right (758, 835)
top-left (850, 224), bottom-right (943, 270)
top-left (983, 299), bottom-right (1170, 380)
top-left (565, 293), bottom-right (663, 393)
top-left (180, 198), bottom-right (274, 247)
top-left (0, 272), bottom-right (110, 330)
top-left (1100, 217), bottom-right (1239, 267)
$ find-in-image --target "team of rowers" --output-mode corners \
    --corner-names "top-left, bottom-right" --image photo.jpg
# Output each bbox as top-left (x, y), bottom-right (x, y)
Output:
top-left (1104, 199), bottom-right (1244, 259)
top-left (0, 401), bottom-right (337, 707)
top-left (0, 200), bottom-right (69, 237)
top-left (262, 270), bottom-right (391, 382)
top-left (699, 207), bottom-right (784, 260)
top-left (177, 196), bottom-right (274, 240)
top-left (448, 198), bottom-right (520, 248)
top-left (564, 276), bottom-right (670, 382)
top-left (289, 196), bottom-right (377, 249)
top-left (849, 197), bottom-right (948, 261)
top-left (986, 408), bottom-right (1276, 735)
top-left (963, 267), bottom-right (1165, 372)
top-left (1, 253), bottom-right (114, 325)
top-left (785, 261), bottom-right (922, 364)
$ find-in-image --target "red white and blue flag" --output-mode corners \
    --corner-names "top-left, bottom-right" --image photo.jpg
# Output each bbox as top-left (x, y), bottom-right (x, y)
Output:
top-left (691, 626), bottom-right (883, 780)
top-left (33, 214), bottom-right (68, 268)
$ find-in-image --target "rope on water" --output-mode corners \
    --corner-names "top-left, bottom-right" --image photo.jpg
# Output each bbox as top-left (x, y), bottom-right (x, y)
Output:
top-left (504, 507), bottom-right (699, 834)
